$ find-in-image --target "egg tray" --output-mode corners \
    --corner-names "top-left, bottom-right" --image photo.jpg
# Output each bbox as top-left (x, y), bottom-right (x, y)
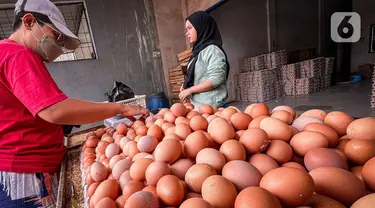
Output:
top-left (240, 50), bottom-right (287, 73)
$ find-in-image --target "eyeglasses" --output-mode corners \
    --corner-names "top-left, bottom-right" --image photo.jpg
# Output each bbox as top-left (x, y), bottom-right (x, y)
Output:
top-left (38, 20), bottom-right (65, 47)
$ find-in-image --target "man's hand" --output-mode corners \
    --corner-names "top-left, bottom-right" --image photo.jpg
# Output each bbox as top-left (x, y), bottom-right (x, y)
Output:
top-left (121, 104), bottom-right (150, 119)
top-left (179, 89), bottom-right (192, 101)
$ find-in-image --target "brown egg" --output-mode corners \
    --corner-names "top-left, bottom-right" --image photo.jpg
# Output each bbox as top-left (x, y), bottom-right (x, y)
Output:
top-left (207, 117), bottom-right (235, 144)
top-left (351, 166), bottom-right (363, 181)
top-left (175, 116), bottom-right (190, 125)
top-left (344, 139), bottom-right (375, 165)
top-left (119, 170), bottom-right (132, 189)
top-left (309, 167), bottom-right (367, 206)
top-left (156, 175), bottom-right (185, 206)
top-left (290, 131), bottom-right (329, 156)
top-left (125, 191), bottom-right (159, 208)
top-left (336, 139), bottom-right (351, 155)
top-left (260, 117), bottom-right (292, 142)
top-left (196, 148), bottom-right (226, 173)
top-left (88, 182), bottom-right (100, 198)
top-left (292, 116), bottom-right (323, 131)
top-left (248, 116), bottom-right (268, 128)
top-left (146, 125), bottom-right (163, 142)
top-left (170, 103), bottom-right (187, 117)
top-left (219, 140), bottom-right (246, 161)
top-left (324, 111), bottom-right (354, 136)
top-left (304, 123), bottom-right (339, 147)
top-left (351, 193), bottom-right (375, 208)
top-left (122, 180), bottom-right (145, 197)
top-left (164, 111), bottom-right (177, 124)
top-left (132, 120), bottom-right (145, 129)
top-left (249, 103), bottom-right (270, 118)
top-left (230, 112), bottom-right (253, 130)
top-left (112, 158), bottom-right (132, 180)
top-left (186, 111), bottom-right (201, 119)
top-left (300, 109), bottom-right (327, 120)
top-left (154, 119), bottom-right (166, 127)
top-left (91, 179), bottom-right (119, 205)
top-left (95, 128), bottom-right (106, 138)
top-left (158, 108), bottom-right (169, 116)
top-left (244, 104), bottom-right (256, 115)
top-left (201, 175), bottom-right (237, 208)
top-left (184, 131), bottom-right (209, 159)
top-left (271, 110), bottom-right (293, 124)
top-left (129, 158), bottom-right (153, 181)
top-left (222, 160), bottom-right (262, 191)
top-left (123, 141), bottom-right (134, 156)
top-left (304, 148), bottom-right (348, 171)
top-left (132, 152), bottom-right (151, 161)
top-left (160, 122), bottom-right (173, 133)
top-left (105, 143), bottom-right (120, 159)
top-left (260, 167), bottom-right (314, 207)
top-left (128, 142), bottom-right (140, 159)
top-left (220, 108), bottom-right (238, 121)
top-left (362, 157), bottom-right (375, 191)
top-left (199, 104), bottom-right (214, 115)
top-left (189, 115), bottom-right (209, 131)
top-left (185, 163), bottom-right (217, 193)
top-left (281, 162), bottom-right (306, 172)
top-left (235, 187), bottom-right (282, 208)
top-left (135, 126), bottom-right (148, 136)
top-left (163, 133), bottom-right (181, 141)
top-left (202, 113), bottom-right (210, 119)
top-left (239, 128), bottom-right (269, 154)
top-left (304, 194), bottom-right (346, 208)
top-left (85, 173), bottom-right (95, 186)
top-left (207, 115), bottom-right (218, 123)
top-left (175, 123), bottom-right (192, 140)
top-left (143, 185), bottom-right (158, 198)
top-left (180, 198), bottom-right (212, 208)
top-left (145, 161), bottom-right (170, 186)
top-left (184, 103), bottom-right (194, 109)
top-left (137, 135), bottom-right (158, 153)
top-left (154, 139), bottom-right (182, 164)
top-left (91, 162), bottom-right (108, 182)
top-left (86, 137), bottom-right (99, 148)
top-left (265, 140), bottom-right (293, 164)
top-left (347, 117), bottom-right (375, 140)
top-left (272, 105), bottom-right (296, 118)
top-left (97, 141), bottom-right (109, 154)
top-left (120, 137), bottom-right (131, 150)
top-left (96, 197), bottom-right (116, 208)
top-left (115, 195), bottom-right (127, 208)
top-left (164, 126), bottom-right (175, 135)
top-left (170, 159), bottom-right (194, 180)
top-left (249, 153), bottom-right (279, 175)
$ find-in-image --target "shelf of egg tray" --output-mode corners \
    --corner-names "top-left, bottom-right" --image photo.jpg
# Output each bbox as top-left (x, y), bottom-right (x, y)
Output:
top-left (57, 125), bottom-right (105, 208)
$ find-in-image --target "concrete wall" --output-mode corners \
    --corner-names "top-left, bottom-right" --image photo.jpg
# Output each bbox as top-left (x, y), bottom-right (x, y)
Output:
top-left (275, 0), bottom-right (319, 51)
top-left (351, 0), bottom-right (375, 72)
top-left (1, 0), bottom-right (165, 102)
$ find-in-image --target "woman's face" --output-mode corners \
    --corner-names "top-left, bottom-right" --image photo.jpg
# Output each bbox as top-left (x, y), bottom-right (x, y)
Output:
top-left (185, 20), bottom-right (197, 44)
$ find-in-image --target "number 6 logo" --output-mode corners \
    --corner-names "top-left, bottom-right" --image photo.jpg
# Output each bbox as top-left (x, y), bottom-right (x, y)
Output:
top-left (331, 12), bottom-right (361, 43)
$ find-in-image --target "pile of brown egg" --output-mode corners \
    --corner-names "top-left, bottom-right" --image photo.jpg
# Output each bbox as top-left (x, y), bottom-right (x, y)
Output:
top-left (81, 103), bottom-right (375, 208)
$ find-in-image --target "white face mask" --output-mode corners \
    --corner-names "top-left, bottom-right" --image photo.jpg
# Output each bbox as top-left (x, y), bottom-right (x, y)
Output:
top-left (31, 23), bottom-right (63, 62)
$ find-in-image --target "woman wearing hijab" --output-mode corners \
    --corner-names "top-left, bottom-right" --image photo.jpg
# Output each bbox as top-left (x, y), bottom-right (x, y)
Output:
top-left (179, 11), bottom-right (229, 108)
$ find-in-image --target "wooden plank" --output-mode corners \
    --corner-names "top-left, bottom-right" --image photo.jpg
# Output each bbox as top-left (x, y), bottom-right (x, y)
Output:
top-left (169, 66), bottom-right (182, 73)
top-left (169, 71), bottom-right (184, 77)
top-left (178, 51), bottom-right (193, 62)
top-left (177, 48), bottom-right (192, 59)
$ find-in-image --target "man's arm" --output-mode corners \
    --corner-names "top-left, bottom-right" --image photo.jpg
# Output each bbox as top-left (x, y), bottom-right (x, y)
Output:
top-left (37, 98), bottom-right (148, 125)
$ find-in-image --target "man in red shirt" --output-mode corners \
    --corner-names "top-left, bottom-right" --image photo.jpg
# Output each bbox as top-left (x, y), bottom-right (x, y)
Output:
top-left (0, 0), bottom-right (149, 207)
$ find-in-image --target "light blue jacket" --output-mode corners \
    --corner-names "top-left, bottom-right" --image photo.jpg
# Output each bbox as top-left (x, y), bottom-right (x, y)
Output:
top-left (189, 45), bottom-right (228, 108)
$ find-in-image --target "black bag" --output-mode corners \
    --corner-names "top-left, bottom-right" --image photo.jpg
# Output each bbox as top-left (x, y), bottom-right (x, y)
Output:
top-left (105, 81), bottom-right (135, 102)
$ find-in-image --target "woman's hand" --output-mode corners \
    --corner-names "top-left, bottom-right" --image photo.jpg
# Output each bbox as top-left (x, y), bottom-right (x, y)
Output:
top-left (179, 89), bottom-right (192, 101)
top-left (180, 84), bottom-right (185, 92)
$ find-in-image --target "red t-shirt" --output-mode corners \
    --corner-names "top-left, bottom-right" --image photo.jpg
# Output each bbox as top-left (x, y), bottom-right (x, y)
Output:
top-left (0, 39), bottom-right (67, 173)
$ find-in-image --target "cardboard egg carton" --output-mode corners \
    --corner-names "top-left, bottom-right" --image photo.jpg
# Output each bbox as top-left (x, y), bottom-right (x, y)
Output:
top-left (295, 78), bottom-right (315, 95)
top-left (240, 50), bottom-right (288, 73)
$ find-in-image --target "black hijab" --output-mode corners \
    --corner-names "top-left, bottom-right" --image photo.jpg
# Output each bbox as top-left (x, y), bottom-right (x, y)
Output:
top-left (183, 11), bottom-right (230, 89)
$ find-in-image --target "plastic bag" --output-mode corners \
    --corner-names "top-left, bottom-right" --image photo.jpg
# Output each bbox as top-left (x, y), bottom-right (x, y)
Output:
top-left (105, 81), bottom-right (135, 102)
